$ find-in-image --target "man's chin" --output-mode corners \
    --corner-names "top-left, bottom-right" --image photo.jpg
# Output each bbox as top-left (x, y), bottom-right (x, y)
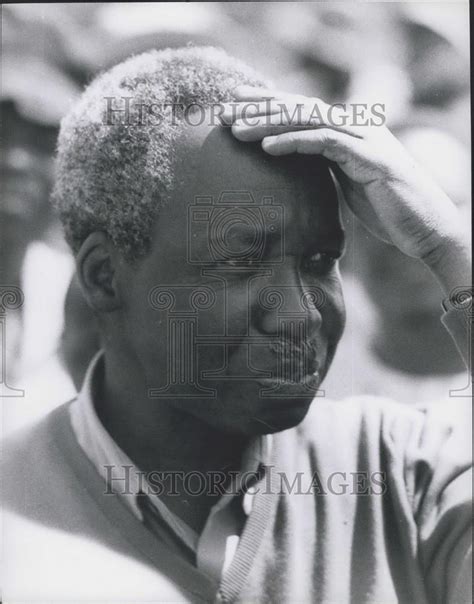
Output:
top-left (245, 397), bottom-right (314, 435)
top-left (171, 374), bottom-right (322, 436)
top-left (219, 377), bottom-right (317, 435)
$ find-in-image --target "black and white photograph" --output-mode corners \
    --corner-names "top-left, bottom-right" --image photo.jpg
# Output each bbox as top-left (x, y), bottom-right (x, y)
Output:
top-left (1, 2), bottom-right (472, 603)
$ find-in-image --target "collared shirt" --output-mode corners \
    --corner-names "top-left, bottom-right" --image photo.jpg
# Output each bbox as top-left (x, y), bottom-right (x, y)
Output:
top-left (69, 351), bottom-right (272, 582)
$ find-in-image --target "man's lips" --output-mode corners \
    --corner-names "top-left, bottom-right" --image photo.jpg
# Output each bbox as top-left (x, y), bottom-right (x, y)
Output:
top-left (256, 373), bottom-right (321, 396)
top-left (267, 340), bottom-right (320, 372)
top-left (212, 339), bottom-right (323, 383)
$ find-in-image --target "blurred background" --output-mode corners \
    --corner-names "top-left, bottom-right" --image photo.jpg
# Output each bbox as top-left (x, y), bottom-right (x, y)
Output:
top-left (1, 2), bottom-right (471, 433)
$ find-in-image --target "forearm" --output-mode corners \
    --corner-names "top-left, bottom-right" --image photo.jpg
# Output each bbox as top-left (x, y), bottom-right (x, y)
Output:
top-left (424, 232), bottom-right (472, 300)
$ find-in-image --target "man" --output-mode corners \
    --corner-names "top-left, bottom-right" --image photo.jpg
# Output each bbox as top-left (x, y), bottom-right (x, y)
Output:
top-left (2, 47), bottom-right (471, 603)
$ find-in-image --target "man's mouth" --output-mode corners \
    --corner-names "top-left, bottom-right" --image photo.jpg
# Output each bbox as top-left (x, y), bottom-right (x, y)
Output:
top-left (256, 349), bottom-right (321, 392)
top-left (278, 355), bottom-right (320, 379)
top-left (256, 372), bottom-right (321, 398)
top-left (254, 332), bottom-right (323, 397)
top-left (263, 338), bottom-right (321, 381)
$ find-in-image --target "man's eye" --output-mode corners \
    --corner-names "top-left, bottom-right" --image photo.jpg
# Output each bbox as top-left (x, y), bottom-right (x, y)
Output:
top-left (303, 252), bottom-right (338, 275)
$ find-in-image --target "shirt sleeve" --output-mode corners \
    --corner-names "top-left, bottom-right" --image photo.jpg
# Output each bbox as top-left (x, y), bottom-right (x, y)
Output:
top-left (406, 401), bottom-right (472, 604)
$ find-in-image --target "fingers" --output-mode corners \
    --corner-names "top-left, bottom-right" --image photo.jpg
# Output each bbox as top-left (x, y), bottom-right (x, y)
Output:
top-left (222, 92), bottom-right (364, 139)
top-left (223, 86), bottom-right (379, 183)
top-left (220, 99), bottom-right (285, 124)
top-left (232, 85), bottom-right (305, 102)
top-left (231, 85), bottom-right (278, 101)
top-left (260, 130), bottom-right (374, 182)
top-left (231, 112), bottom-right (321, 141)
top-left (230, 112), bottom-right (362, 143)
top-left (260, 129), bottom-right (348, 159)
top-left (221, 85), bottom-right (319, 125)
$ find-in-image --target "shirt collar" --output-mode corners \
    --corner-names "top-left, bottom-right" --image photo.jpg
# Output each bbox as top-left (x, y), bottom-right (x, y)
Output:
top-left (69, 351), bottom-right (146, 519)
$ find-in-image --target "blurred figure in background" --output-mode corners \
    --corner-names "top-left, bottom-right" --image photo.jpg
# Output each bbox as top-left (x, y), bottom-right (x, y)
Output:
top-left (398, 2), bottom-right (470, 145)
top-left (401, 3), bottom-right (469, 110)
top-left (0, 103), bottom-right (57, 381)
top-left (1, 4), bottom-right (82, 430)
top-left (263, 3), bottom-right (411, 123)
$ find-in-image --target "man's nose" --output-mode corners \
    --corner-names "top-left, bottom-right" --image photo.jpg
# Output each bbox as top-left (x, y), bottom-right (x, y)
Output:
top-left (251, 268), bottom-right (324, 337)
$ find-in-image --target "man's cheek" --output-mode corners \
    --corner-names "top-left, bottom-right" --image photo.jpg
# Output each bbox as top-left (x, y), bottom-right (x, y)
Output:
top-left (321, 290), bottom-right (346, 346)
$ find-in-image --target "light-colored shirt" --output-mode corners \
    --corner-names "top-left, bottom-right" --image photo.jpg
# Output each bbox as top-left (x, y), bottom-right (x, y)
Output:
top-left (69, 351), bottom-right (272, 582)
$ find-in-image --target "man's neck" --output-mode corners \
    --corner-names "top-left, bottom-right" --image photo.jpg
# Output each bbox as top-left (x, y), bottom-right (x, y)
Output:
top-left (94, 348), bottom-right (248, 531)
top-left (97, 351), bottom-right (247, 474)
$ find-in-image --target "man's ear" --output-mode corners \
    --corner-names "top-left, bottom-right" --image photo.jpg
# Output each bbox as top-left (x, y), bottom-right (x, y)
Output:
top-left (76, 232), bottom-right (122, 313)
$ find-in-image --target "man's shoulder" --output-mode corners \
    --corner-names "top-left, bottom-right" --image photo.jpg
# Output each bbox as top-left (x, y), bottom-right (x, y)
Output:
top-left (2, 400), bottom-right (78, 512)
top-left (2, 400), bottom-right (74, 464)
top-left (1, 403), bottom-right (197, 603)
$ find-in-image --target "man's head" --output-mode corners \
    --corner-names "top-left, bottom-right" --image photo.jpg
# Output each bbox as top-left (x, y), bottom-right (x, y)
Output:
top-left (53, 47), bottom-right (345, 435)
top-left (53, 46), bottom-right (267, 260)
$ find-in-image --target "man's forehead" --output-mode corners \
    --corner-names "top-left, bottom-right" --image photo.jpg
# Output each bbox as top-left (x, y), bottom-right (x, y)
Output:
top-left (173, 120), bottom-right (337, 207)
top-left (150, 119), bottom-right (343, 260)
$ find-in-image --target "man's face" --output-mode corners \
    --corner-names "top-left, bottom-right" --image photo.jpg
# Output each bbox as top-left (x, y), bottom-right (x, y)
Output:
top-left (117, 121), bottom-right (345, 435)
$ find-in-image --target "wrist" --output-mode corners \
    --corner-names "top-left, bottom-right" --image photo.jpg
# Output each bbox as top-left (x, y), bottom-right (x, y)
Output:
top-left (423, 233), bottom-right (472, 300)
